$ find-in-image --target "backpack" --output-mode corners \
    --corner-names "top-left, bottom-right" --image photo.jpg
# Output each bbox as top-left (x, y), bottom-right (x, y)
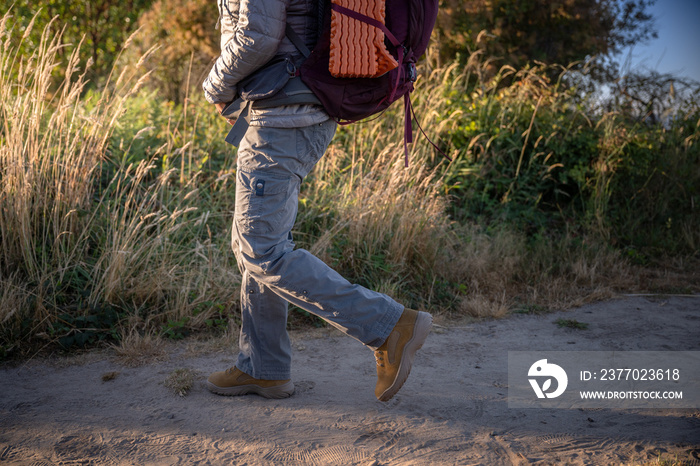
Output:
top-left (285, 0), bottom-right (443, 164)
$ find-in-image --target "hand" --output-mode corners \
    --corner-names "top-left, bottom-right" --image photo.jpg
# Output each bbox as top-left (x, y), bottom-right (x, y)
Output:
top-left (214, 102), bottom-right (236, 126)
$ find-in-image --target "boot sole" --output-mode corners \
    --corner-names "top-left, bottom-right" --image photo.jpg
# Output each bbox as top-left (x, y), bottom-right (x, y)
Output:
top-left (377, 311), bottom-right (432, 402)
top-left (206, 380), bottom-right (295, 399)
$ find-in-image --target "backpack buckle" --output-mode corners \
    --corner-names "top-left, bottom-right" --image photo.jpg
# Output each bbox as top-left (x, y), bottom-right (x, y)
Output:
top-left (408, 63), bottom-right (418, 82)
top-left (286, 59), bottom-right (299, 77)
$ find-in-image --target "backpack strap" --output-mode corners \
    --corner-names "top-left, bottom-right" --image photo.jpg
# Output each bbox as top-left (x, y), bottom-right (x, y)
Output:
top-left (329, 3), bottom-right (400, 49)
top-left (330, 3), bottom-right (406, 104)
top-left (406, 96), bottom-right (452, 164)
top-left (285, 24), bottom-right (312, 59)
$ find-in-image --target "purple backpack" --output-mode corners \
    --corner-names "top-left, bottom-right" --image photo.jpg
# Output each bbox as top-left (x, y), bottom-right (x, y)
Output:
top-left (286, 0), bottom-right (441, 163)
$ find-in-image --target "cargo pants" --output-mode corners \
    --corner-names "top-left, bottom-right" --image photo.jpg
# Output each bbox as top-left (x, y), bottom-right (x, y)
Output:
top-left (232, 119), bottom-right (403, 380)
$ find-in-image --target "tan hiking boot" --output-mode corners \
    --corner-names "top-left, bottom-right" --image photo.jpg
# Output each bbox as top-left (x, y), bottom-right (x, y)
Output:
top-left (206, 367), bottom-right (294, 399)
top-left (374, 308), bottom-right (432, 401)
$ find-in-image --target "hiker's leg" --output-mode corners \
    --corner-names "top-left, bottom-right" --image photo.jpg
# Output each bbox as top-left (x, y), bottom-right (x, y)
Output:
top-left (234, 263), bottom-right (292, 380)
top-left (233, 121), bottom-right (402, 378)
top-left (230, 172), bottom-right (292, 380)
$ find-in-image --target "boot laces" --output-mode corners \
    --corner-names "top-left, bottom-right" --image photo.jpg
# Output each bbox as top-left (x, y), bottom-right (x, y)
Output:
top-left (374, 350), bottom-right (385, 367)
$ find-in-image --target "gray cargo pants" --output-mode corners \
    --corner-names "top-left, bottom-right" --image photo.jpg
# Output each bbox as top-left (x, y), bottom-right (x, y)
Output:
top-left (232, 119), bottom-right (403, 380)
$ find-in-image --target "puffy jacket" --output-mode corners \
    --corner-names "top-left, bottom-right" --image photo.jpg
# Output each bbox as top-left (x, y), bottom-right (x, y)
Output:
top-left (203, 0), bottom-right (318, 104)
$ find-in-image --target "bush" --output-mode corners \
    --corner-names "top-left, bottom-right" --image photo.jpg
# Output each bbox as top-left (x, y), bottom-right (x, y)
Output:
top-left (122, 0), bottom-right (219, 103)
top-left (433, 58), bottom-right (700, 255)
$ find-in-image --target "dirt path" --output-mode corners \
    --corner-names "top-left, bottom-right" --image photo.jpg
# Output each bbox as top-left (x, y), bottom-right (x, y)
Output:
top-left (1, 296), bottom-right (699, 465)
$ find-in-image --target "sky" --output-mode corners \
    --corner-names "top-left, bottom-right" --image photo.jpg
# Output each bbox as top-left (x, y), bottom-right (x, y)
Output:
top-left (619, 0), bottom-right (700, 83)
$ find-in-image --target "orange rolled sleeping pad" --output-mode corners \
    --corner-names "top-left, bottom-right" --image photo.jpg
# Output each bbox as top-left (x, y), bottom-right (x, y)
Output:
top-left (329, 0), bottom-right (399, 78)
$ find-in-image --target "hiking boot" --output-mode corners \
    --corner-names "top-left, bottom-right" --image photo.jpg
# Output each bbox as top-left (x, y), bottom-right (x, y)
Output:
top-left (374, 308), bottom-right (432, 402)
top-left (206, 367), bottom-right (294, 399)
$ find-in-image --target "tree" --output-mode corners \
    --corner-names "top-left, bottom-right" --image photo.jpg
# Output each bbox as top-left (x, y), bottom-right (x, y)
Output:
top-left (6, 0), bottom-right (154, 82)
top-left (436, 0), bottom-right (657, 81)
top-left (608, 71), bottom-right (700, 123)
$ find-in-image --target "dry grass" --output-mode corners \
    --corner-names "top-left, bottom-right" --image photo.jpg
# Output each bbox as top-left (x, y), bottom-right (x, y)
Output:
top-left (458, 293), bottom-right (510, 319)
top-left (431, 224), bottom-right (634, 318)
top-left (111, 330), bottom-right (168, 367)
top-left (1, 12), bottom-right (150, 332)
top-left (163, 368), bottom-right (198, 397)
top-left (301, 133), bottom-right (638, 316)
top-left (0, 274), bottom-right (29, 333)
top-left (307, 144), bottom-right (452, 298)
top-left (0, 12), bottom-right (241, 356)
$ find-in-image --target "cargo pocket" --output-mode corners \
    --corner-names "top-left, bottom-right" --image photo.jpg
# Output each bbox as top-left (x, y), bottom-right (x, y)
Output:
top-left (235, 170), bottom-right (295, 236)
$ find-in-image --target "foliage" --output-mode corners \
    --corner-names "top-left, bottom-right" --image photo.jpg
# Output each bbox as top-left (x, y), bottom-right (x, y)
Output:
top-left (109, 87), bottom-right (234, 174)
top-left (435, 0), bottom-right (657, 82)
top-left (555, 318), bottom-right (589, 330)
top-left (597, 111), bottom-right (700, 254)
top-left (605, 70), bottom-right (700, 123)
top-left (122, 0), bottom-right (219, 103)
top-left (432, 57), bottom-right (700, 255)
top-left (437, 62), bottom-right (596, 230)
top-left (4, 0), bottom-right (153, 82)
top-left (50, 308), bottom-right (122, 349)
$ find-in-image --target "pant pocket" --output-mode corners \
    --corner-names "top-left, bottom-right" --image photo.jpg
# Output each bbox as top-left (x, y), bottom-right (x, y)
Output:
top-left (235, 169), bottom-right (295, 235)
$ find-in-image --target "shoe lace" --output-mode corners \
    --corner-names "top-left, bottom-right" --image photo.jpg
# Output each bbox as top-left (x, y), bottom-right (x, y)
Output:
top-left (374, 350), bottom-right (385, 368)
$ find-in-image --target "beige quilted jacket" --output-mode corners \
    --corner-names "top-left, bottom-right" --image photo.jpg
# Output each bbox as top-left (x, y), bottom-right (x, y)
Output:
top-left (203, 0), bottom-right (318, 104)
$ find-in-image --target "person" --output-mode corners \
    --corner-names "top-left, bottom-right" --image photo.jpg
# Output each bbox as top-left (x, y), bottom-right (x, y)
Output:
top-left (202, 0), bottom-right (432, 402)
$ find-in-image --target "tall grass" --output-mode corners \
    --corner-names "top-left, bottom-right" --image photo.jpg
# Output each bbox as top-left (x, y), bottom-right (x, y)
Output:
top-left (0, 14), bottom-right (129, 341)
top-left (0, 14), bottom-right (239, 356)
top-left (1, 15), bottom-right (697, 358)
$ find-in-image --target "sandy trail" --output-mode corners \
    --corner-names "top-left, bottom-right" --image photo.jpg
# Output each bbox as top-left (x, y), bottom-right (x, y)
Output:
top-left (1, 295), bottom-right (699, 465)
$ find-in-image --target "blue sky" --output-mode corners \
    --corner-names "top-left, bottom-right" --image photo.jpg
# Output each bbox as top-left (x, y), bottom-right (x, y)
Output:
top-left (620, 0), bottom-right (700, 82)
